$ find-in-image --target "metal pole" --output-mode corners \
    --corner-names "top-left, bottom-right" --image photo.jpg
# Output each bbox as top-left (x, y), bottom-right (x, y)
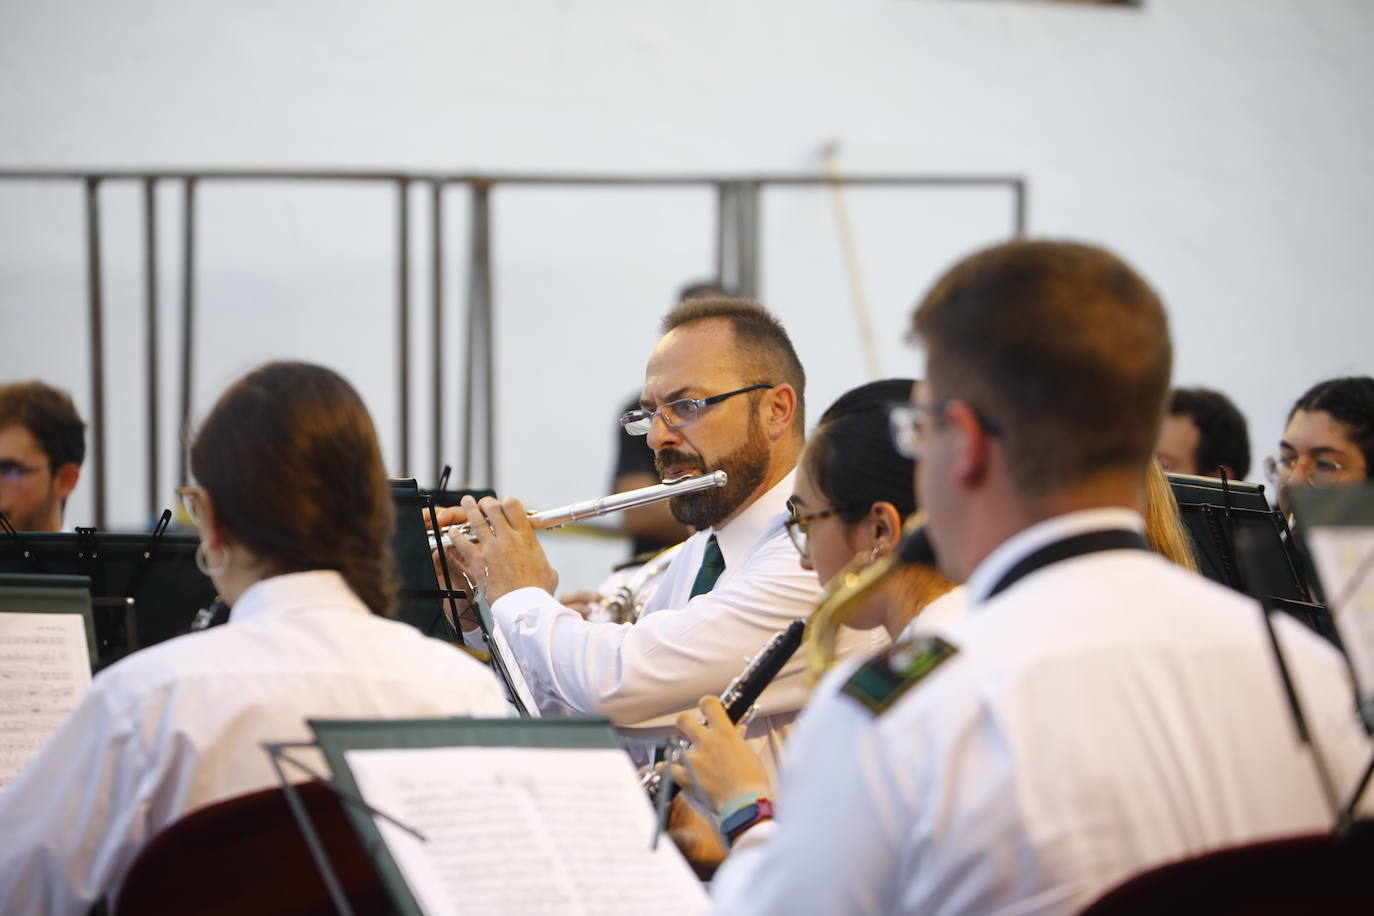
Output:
top-left (1013, 178), bottom-right (1028, 237)
top-left (178, 178), bottom-right (197, 487)
top-left (430, 180), bottom-right (444, 486)
top-left (396, 178), bottom-right (411, 477)
top-left (736, 181), bottom-right (761, 299)
top-left (464, 183), bottom-right (494, 488)
top-left (84, 177), bottom-right (107, 529)
top-left (143, 178), bottom-right (160, 519)
top-left (715, 182), bottom-right (734, 292)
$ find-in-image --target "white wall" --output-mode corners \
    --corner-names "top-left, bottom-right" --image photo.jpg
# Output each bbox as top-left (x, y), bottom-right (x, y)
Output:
top-left (2, 0), bottom-right (1371, 589)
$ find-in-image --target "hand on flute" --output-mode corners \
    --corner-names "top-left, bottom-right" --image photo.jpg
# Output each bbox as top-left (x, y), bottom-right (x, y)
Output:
top-left (672, 695), bottom-right (774, 815)
top-left (439, 495), bottom-right (559, 607)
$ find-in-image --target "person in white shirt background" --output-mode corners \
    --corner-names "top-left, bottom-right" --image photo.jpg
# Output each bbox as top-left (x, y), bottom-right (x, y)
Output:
top-left (436, 297), bottom-right (885, 777)
top-left (702, 240), bottom-right (1372, 915)
top-left (0, 361), bottom-right (509, 916)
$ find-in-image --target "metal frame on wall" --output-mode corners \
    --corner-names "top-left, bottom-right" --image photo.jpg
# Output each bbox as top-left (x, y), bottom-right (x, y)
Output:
top-left (0, 168), bottom-right (1027, 528)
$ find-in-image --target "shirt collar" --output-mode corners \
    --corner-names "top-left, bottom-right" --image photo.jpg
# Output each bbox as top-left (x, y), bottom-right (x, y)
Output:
top-left (709, 468), bottom-right (798, 572)
top-left (964, 507), bottom-right (1146, 606)
top-left (228, 569), bottom-right (370, 623)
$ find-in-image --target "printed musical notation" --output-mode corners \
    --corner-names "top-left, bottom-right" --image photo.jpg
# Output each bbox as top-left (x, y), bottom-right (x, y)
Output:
top-left (345, 745), bottom-right (708, 916)
top-left (0, 614), bottom-right (92, 791)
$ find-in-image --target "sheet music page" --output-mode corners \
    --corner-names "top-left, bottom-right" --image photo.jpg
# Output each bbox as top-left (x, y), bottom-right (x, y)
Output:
top-left (345, 745), bottom-right (708, 916)
top-left (487, 621), bottom-right (541, 719)
top-left (0, 612), bottom-right (92, 791)
top-left (1306, 526), bottom-right (1374, 700)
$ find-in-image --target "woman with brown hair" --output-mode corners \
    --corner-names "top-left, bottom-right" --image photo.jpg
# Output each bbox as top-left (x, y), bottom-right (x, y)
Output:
top-left (0, 361), bottom-right (508, 916)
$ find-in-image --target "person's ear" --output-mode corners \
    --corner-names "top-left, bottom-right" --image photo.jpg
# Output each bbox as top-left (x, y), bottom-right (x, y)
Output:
top-left (944, 400), bottom-right (992, 487)
top-left (197, 491), bottom-right (232, 552)
top-left (51, 462), bottom-right (80, 504)
top-left (762, 383), bottom-right (798, 441)
top-left (866, 501), bottom-right (903, 553)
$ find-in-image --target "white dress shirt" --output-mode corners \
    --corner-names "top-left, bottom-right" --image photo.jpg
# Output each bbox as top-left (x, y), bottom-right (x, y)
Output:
top-left (711, 509), bottom-right (1373, 915)
top-left (0, 570), bottom-right (510, 916)
top-left (479, 471), bottom-right (888, 776)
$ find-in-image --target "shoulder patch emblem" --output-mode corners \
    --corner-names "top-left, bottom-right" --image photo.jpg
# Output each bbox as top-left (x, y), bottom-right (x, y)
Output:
top-left (842, 635), bottom-right (959, 715)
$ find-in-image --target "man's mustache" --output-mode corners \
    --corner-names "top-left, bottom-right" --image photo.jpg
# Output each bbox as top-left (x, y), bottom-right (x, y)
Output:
top-left (654, 449), bottom-right (708, 477)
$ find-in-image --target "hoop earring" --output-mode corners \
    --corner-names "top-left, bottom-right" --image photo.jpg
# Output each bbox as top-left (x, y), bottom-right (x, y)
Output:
top-left (196, 542), bottom-right (230, 578)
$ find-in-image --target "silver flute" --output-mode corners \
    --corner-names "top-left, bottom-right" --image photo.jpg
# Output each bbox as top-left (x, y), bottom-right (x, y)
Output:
top-left (437, 470), bottom-right (727, 547)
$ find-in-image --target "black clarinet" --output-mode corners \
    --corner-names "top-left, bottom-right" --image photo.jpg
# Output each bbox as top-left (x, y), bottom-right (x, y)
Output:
top-left (644, 619), bottom-right (807, 801)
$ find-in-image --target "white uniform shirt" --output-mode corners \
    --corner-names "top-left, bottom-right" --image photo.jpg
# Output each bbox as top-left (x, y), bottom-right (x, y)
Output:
top-left (479, 472), bottom-right (887, 776)
top-left (712, 509), bottom-right (1373, 915)
top-left (0, 570), bottom-right (510, 916)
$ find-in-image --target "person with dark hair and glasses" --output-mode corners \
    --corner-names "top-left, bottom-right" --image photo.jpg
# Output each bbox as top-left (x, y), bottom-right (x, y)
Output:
top-left (0, 380), bottom-right (85, 531)
top-left (0, 362), bottom-right (509, 915)
top-left (1265, 375), bottom-right (1373, 517)
top-left (436, 298), bottom-right (885, 779)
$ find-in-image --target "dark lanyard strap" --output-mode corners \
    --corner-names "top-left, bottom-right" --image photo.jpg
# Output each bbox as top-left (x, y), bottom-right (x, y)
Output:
top-left (986, 529), bottom-right (1150, 600)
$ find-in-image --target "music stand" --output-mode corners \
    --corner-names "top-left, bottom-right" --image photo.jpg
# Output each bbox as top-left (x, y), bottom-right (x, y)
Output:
top-left (0, 512), bottom-right (215, 667)
top-left (1290, 484), bottom-right (1374, 829)
top-left (388, 480), bottom-right (537, 717)
top-left (1167, 472), bottom-right (1334, 642)
top-left (274, 716), bottom-right (654, 916)
top-left (0, 572), bottom-right (97, 665)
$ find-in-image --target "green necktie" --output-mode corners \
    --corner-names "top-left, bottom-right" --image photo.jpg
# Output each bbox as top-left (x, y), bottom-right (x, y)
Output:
top-left (689, 535), bottom-right (726, 598)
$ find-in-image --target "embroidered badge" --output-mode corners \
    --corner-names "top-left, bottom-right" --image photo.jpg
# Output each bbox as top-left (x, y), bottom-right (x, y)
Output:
top-left (841, 635), bottom-right (958, 715)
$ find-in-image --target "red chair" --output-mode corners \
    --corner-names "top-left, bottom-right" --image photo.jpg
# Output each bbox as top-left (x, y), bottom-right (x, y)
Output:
top-left (1080, 821), bottom-right (1374, 915)
top-left (114, 782), bottom-right (391, 915)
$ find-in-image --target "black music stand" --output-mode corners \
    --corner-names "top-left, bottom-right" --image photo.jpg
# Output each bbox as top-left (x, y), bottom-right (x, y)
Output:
top-left (1167, 472), bottom-right (1334, 642)
top-left (387, 480), bottom-right (536, 716)
top-left (0, 512), bottom-right (215, 668)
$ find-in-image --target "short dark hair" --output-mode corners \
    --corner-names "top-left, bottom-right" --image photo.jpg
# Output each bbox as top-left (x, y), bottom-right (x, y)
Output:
top-left (660, 297), bottom-right (807, 433)
top-left (1169, 387), bottom-right (1251, 479)
top-left (912, 240), bottom-right (1172, 494)
top-left (807, 379), bottom-right (918, 526)
top-left (1288, 376), bottom-right (1374, 474)
top-left (190, 362), bottom-right (395, 616)
top-left (0, 381), bottom-right (86, 469)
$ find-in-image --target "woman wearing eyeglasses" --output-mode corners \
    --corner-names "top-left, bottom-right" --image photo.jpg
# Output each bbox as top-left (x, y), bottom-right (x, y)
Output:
top-left (663, 379), bottom-right (961, 868)
top-left (0, 361), bottom-right (509, 916)
top-left (1265, 376), bottom-right (1373, 518)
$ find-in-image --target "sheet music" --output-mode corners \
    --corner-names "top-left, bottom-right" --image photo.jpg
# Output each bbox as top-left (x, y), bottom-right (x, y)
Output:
top-left (1306, 526), bottom-right (1374, 703)
top-left (0, 613), bottom-right (92, 791)
top-left (487, 620), bottom-right (541, 719)
top-left (345, 746), bottom-right (708, 916)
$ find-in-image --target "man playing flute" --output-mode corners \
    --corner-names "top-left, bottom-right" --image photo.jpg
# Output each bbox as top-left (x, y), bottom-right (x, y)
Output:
top-left (438, 297), bottom-right (885, 774)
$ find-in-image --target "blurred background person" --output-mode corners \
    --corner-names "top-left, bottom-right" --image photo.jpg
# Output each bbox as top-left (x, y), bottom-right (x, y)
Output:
top-left (1265, 376), bottom-right (1373, 517)
top-left (1156, 386), bottom-right (1251, 480)
top-left (0, 380), bottom-right (84, 532)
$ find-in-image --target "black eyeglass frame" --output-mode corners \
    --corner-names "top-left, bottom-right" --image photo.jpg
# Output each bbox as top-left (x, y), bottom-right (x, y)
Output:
top-left (620, 383), bottom-right (776, 436)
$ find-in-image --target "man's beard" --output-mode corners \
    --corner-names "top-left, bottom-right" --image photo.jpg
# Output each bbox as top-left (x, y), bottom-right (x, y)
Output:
top-left (655, 416), bottom-right (770, 530)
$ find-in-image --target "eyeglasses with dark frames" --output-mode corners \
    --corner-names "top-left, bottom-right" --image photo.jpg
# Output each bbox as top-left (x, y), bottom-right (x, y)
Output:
top-left (620, 383), bottom-right (775, 436)
top-left (785, 499), bottom-right (863, 558)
